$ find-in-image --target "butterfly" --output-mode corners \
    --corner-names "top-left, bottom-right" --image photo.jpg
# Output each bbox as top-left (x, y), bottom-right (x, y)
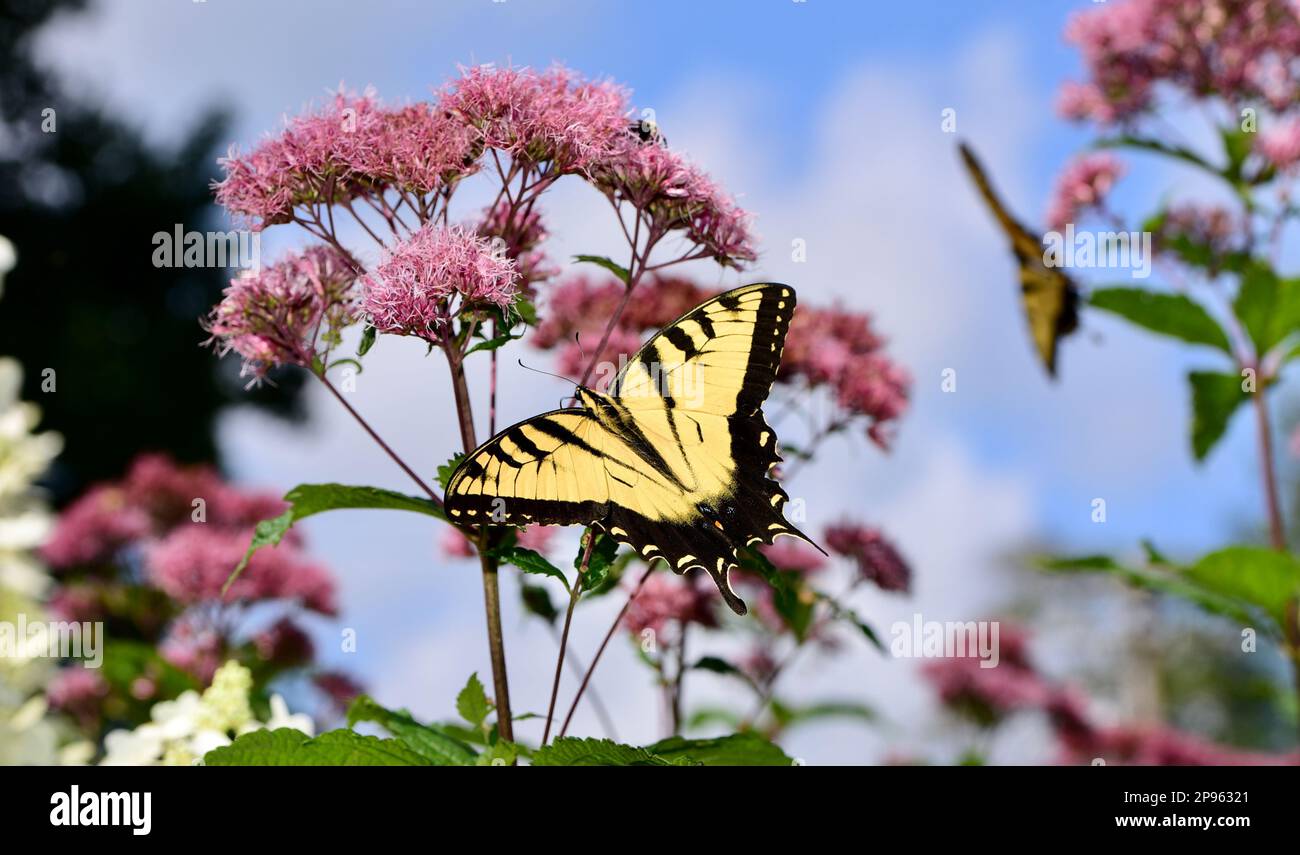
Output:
top-left (444, 282), bottom-right (821, 615)
top-left (958, 141), bottom-right (1080, 377)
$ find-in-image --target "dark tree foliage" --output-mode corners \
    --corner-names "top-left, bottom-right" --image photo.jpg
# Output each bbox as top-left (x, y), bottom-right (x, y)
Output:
top-left (0, 0), bottom-right (304, 502)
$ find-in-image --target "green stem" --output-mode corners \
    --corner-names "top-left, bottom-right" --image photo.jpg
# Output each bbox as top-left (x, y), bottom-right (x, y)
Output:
top-left (543, 530), bottom-right (594, 745)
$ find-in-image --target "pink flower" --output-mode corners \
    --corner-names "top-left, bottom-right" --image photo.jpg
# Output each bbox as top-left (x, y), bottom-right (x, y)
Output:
top-left (1045, 153), bottom-right (1125, 232)
top-left (253, 616), bottom-right (315, 667)
top-left (760, 539), bottom-right (827, 575)
top-left (362, 224), bottom-right (518, 340)
top-left (205, 246), bottom-right (359, 383)
top-left (824, 523), bottom-right (911, 593)
top-left (314, 671), bottom-right (364, 715)
top-left (475, 200), bottom-right (559, 295)
top-left (623, 573), bottom-right (718, 638)
top-left (40, 486), bottom-right (151, 569)
top-left (920, 624), bottom-right (1050, 724)
top-left (47, 584), bottom-right (103, 623)
top-left (215, 88), bottom-right (476, 229)
top-left (1058, 0), bottom-right (1300, 125)
top-left (46, 667), bottom-right (108, 728)
top-left (591, 136), bottom-right (757, 267)
top-left (1153, 202), bottom-right (1245, 271)
top-left (146, 526), bottom-right (337, 615)
top-left (1257, 117), bottom-right (1300, 170)
top-left (159, 617), bottom-right (224, 684)
top-left (439, 64), bottom-right (631, 174)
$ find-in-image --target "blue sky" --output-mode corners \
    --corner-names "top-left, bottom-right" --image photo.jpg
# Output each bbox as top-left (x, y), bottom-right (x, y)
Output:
top-left (33, 0), bottom-right (1278, 763)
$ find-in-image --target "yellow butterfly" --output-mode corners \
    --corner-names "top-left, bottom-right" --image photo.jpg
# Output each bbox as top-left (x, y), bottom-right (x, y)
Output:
top-left (445, 282), bottom-right (821, 614)
top-left (959, 141), bottom-right (1080, 377)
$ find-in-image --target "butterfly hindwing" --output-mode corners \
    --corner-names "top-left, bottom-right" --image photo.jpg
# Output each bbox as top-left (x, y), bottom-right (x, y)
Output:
top-left (958, 142), bottom-right (1080, 376)
top-left (445, 283), bottom-right (818, 615)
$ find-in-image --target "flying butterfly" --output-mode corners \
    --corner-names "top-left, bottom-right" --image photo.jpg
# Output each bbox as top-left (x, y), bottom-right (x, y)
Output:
top-left (958, 141), bottom-right (1080, 377)
top-left (445, 283), bottom-right (821, 615)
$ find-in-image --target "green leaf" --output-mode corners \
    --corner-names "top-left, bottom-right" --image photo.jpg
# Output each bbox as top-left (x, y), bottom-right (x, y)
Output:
top-left (572, 254), bottom-right (630, 285)
top-left (1188, 371), bottom-right (1249, 461)
top-left (465, 329), bottom-right (524, 356)
top-left (224, 483), bottom-right (445, 594)
top-left (1233, 263), bottom-right (1300, 355)
top-left (1096, 135), bottom-right (1217, 177)
top-left (1088, 288), bottom-right (1232, 353)
top-left (492, 543), bottom-right (571, 592)
top-left (1039, 553), bottom-right (1267, 631)
top-left (512, 296), bottom-right (539, 327)
top-left (475, 740), bottom-right (519, 766)
top-left (346, 695), bottom-right (477, 766)
top-left (645, 733), bottom-right (794, 766)
top-left (1183, 546), bottom-right (1300, 629)
top-left (576, 530), bottom-right (620, 592)
top-left (520, 582), bottom-right (560, 624)
top-left (357, 324), bottom-right (377, 356)
top-left (456, 673), bottom-right (492, 730)
top-left (770, 700), bottom-right (877, 729)
top-left (203, 728), bottom-right (433, 766)
top-left (738, 547), bottom-right (814, 640)
top-left (530, 737), bottom-right (694, 766)
top-left (437, 453), bottom-right (465, 492)
top-left (817, 593), bottom-right (886, 652)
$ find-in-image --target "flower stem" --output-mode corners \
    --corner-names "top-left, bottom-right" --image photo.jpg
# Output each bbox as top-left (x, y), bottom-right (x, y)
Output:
top-left (543, 530), bottom-right (594, 745)
top-left (1251, 386), bottom-right (1286, 550)
top-left (558, 565), bottom-right (655, 738)
top-left (315, 373), bottom-right (442, 506)
top-left (444, 345), bottom-right (514, 743)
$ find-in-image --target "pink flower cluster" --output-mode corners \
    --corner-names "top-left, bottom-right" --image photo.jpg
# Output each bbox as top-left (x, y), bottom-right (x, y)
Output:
top-left (923, 622), bottom-right (1300, 764)
top-left (475, 199), bottom-right (559, 296)
top-left (592, 135), bottom-right (757, 267)
top-left (46, 667), bottom-right (109, 729)
top-left (362, 224), bottom-right (519, 340)
top-left (1045, 153), bottom-right (1125, 232)
top-left (782, 307), bottom-right (910, 448)
top-left (439, 64), bottom-right (631, 174)
top-left (623, 573), bottom-right (719, 638)
top-left (1153, 202), bottom-right (1246, 269)
top-left (205, 246), bottom-right (359, 383)
top-left (147, 526), bottom-right (337, 615)
top-left (215, 89), bottom-right (476, 229)
top-left (1257, 117), bottom-right (1300, 170)
top-left (1058, 0), bottom-right (1300, 124)
top-left (824, 523), bottom-right (911, 593)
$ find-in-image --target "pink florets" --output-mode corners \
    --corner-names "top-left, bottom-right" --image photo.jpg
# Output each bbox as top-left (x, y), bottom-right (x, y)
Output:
top-left (158, 617), bottom-right (224, 684)
top-left (1045, 153), bottom-right (1125, 232)
top-left (147, 525), bottom-right (337, 615)
top-left (362, 224), bottom-right (519, 340)
top-left (1257, 117), bottom-right (1300, 169)
top-left (40, 486), bottom-right (152, 569)
top-left (215, 89), bottom-right (476, 229)
top-left (782, 305), bottom-right (910, 446)
top-left (591, 136), bottom-right (757, 267)
top-left (46, 667), bottom-right (109, 728)
top-left (1058, 0), bottom-right (1300, 125)
top-left (623, 573), bottom-right (718, 638)
top-left (205, 246), bottom-right (359, 383)
top-left (824, 523), bottom-right (911, 593)
top-left (439, 64), bottom-right (631, 174)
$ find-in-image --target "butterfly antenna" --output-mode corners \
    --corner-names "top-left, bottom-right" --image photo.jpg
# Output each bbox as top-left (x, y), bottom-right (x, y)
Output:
top-left (574, 330), bottom-right (589, 366)
top-left (516, 358), bottom-right (578, 387)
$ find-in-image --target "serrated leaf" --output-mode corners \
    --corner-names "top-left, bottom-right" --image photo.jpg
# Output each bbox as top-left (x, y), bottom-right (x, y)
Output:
top-left (1188, 371), bottom-right (1249, 461)
top-left (492, 543), bottom-right (570, 592)
top-left (576, 530), bottom-right (619, 592)
top-left (738, 547), bottom-right (814, 640)
top-left (203, 728), bottom-right (433, 766)
top-left (645, 733), bottom-right (794, 766)
top-left (530, 737), bottom-right (694, 766)
top-left (346, 695), bottom-right (477, 766)
top-left (358, 324), bottom-right (377, 356)
top-left (572, 254), bottom-right (630, 285)
top-left (456, 673), bottom-right (492, 729)
top-left (475, 741), bottom-right (519, 766)
top-left (1089, 288), bottom-right (1231, 353)
top-left (1039, 553), bottom-right (1269, 633)
top-left (224, 483), bottom-right (445, 594)
top-left (465, 329), bottom-right (525, 356)
top-left (520, 582), bottom-right (560, 624)
top-left (1183, 546), bottom-right (1300, 629)
top-left (1233, 263), bottom-right (1300, 355)
top-left (437, 453), bottom-right (466, 492)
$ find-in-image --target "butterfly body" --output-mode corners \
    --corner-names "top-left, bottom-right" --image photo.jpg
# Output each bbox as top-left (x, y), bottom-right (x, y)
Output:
top-left (445, 283), bottom-right (820, 614)
top-left (958, 141), bottom-right (1080, 377)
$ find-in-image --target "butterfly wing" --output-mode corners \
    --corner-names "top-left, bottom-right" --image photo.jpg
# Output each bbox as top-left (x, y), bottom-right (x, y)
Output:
top-left (959, 142), bottom-right (1080, 376)
top-left (595, 282), bottom-right (819, 613)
